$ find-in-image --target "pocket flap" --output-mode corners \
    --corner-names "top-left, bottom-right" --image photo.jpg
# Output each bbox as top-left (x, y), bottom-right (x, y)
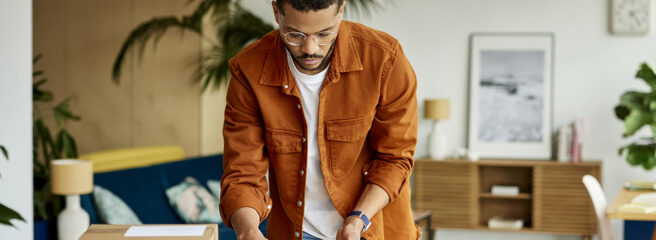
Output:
top-left (265, 128), bottom-right (303, 153)
top-left (326, 115), bottom-right (372, 142)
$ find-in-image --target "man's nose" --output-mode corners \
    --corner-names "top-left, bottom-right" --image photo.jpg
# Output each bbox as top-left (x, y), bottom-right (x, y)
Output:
top-left (300, 37), bottom-right (319, 56)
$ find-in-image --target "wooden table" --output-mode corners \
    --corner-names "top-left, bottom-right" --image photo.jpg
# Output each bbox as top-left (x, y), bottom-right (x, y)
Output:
top-left (607, 188), bottom-right (656, 240)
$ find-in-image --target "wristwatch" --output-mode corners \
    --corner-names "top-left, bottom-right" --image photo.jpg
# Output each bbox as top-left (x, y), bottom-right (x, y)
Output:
top-left (347, 211), bottom-right (371, 233)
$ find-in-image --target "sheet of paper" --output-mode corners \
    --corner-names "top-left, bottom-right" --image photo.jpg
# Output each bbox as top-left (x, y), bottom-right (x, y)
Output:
top-left (124, 225), bottom-right (206, 237)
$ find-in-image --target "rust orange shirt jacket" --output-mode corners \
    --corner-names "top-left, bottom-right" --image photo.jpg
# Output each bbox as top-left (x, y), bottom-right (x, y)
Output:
top-left (220, 21), bottom-right (419, 240)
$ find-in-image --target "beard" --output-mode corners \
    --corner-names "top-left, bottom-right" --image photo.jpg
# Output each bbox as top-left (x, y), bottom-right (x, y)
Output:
top-left (284, 41), bottom-right (336, 72)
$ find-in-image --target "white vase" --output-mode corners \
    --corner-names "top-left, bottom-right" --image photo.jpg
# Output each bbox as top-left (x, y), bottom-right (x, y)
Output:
top-left (429, 120), bottom-right (448, 160)
top-left (58, 195), bottom-right (89, 240)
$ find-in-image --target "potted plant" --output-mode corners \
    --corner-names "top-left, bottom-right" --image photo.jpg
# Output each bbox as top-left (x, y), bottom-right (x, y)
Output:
top-left (0, 145), bottom-right (26, 227)
top-left (615, 63), bottom-right (656, 170)
top-left (32, 54), bottom-right (81, 240)
top-left (112, 0), bottom-right (385, 91)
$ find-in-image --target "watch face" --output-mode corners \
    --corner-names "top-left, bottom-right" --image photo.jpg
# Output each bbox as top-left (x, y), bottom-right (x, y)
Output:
top-left (612, 0), bottom-right (650, 34)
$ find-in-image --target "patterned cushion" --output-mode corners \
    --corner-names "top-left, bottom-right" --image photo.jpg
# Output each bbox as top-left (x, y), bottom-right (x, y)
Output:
top-left (93, 185), bottom-right (142, 224)
top-left (165, 177), bottom-right (221, 224)
top-left (206, 179), bottom-right (221, 200)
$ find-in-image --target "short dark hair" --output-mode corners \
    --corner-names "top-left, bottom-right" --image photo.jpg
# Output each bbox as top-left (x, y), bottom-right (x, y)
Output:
top-left (276, 0), bottom-right (343, 15)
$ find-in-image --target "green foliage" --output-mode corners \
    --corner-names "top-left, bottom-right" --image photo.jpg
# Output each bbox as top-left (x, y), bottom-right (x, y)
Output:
top-left (616, 63), bottom-right (656, 170)
top-left (32, 54), bottom-right (80, 220)
top-left (0, 145), bottom-right (7, 160)
top-left (0, 202), bottom-right (25, 228)
top-left (0, 146), bottom-right (26, 227)
top-left (112, 0), bottom-right (386, 92)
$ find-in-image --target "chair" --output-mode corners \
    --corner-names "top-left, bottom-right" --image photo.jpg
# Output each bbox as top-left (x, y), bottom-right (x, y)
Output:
top-left (413, 210), bottom-right (433, 240)
top-left (582, 174), bottom-right (614, 240)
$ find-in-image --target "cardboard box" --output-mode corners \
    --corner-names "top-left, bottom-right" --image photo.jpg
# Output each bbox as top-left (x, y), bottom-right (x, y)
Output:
top-left (80, 224), bottom-right (218, 240)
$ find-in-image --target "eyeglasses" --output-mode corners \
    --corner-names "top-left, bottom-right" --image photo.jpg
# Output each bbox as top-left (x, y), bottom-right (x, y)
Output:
top-left (281, 30), bottom-right (337, 46)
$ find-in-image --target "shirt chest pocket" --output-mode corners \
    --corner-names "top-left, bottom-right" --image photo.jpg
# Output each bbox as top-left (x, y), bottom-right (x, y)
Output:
top-left (265, 128), bottom-right (303, 200)
top-left (325, 114), bottom-right (373, 179)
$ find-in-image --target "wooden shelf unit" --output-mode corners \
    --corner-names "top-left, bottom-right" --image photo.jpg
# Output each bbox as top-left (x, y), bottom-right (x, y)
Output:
top-left (412, 158), bottom-right (601, 238)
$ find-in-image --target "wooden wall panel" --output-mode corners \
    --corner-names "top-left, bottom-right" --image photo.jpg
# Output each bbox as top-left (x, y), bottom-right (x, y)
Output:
top-left (413, 161), bottom-right (477, 228)
top-left (130, 0), bottom-right (201, 155)
top-left (34, 0), bottom-right (202, 156)
top-left (533, 165), bottom-right (599, 235)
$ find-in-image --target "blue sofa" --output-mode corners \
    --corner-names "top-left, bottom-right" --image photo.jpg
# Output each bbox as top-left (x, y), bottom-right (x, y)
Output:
top-left (80, 154), bottom-right (266, 239)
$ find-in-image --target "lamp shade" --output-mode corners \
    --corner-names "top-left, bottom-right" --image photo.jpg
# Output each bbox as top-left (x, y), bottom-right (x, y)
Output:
top-left (424, 99), bottom-right (450, 120)
top-left (51, 159), bottom-right (93, 195)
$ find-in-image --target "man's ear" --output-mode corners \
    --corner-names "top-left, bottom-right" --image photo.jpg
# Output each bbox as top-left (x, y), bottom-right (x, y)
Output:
top-left (272, 1), bottom-right (280, 25)
top-left (338, 0), bottom-right (346, 16)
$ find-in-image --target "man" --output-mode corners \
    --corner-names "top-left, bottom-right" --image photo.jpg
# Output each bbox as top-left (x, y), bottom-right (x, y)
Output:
top-left (219, 0), bottom-right (418, 239)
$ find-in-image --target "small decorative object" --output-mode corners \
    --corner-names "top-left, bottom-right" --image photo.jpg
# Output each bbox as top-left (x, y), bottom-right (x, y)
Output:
top-left (615, 63), bottom-right (656, 170)
top-left (488, 216), bottom-right (524, 229)
top-left (51, 159), bottom-right (93, 240)
top-left (491, 185), bottom-right (520, 196)
top-left (453, 147), bottom-right (469, 159)
top-left (425, 99), bottom-right (450, 160)
top-left (610, 0), bottom-right (650, 35)
top-left (467, 151), bottom-right (480, 162)
top-left (468, 33), bottom-right (554, 159)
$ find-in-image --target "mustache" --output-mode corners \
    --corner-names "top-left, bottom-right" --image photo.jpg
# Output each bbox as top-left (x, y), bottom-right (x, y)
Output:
top-left (297, 54), bottom-right (323, 59)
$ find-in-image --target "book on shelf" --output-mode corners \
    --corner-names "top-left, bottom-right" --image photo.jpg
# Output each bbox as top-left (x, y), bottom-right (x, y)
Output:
top-left (556, 119), bottom-right (584, 163)
top-left (488, 216), bottom-right (524, 229)
top-left (490, 185), bottom-right (520, 196)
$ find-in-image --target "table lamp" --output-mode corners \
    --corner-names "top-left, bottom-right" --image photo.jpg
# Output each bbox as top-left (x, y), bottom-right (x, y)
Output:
top-left (424, 99), bottom-right (450, 160)
top-left (51, 159), bottom-right (93, 240)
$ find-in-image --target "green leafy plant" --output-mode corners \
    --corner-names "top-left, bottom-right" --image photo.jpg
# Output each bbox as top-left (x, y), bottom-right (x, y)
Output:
top-left (615, 63), bottom-right (656, 170)
top-left (32, 54), bottom-right (81, 221)
top-left (0, 145), bottom-right (26, 227)
top-left (112, 0), bottom-right (385, 92)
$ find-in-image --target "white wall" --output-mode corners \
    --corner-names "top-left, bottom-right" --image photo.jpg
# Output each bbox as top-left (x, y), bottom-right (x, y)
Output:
top-left (243, 0), bottom-right (656, 239)
top-left (0, 0), bottom-right (33, 239)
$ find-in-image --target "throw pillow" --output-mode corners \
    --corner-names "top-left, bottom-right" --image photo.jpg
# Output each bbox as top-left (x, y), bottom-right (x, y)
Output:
top-left (165, 176), bottom-right (221, 224)
top-left (93, 185), bottom-right (142, 224)
top-left (206, 179), bottom-right (221, 200)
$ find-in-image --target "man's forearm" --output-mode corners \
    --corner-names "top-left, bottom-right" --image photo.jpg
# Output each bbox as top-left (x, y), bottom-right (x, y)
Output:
top-left (352, 184), bottom-right (390, 220)
top-left (231, 207), bottom-right (261, 234)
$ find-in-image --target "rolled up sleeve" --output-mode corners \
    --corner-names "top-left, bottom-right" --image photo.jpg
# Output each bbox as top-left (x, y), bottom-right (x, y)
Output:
top-left (365, 42), bottom-right (417, 202)
top-left (219, 61), bottom-right (272, 228)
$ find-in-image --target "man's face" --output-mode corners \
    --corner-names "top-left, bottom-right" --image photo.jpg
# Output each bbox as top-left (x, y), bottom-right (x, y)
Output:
top-left (273, 1), bottom-right (344, 75)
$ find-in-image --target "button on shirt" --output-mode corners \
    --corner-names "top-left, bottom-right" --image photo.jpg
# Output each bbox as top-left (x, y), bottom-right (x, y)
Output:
top-left (286, 50), bottom-right (343, 239)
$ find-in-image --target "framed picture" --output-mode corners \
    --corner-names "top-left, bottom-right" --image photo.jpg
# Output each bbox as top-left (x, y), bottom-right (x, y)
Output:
top-left (467, 33), bottom-right (554, 159)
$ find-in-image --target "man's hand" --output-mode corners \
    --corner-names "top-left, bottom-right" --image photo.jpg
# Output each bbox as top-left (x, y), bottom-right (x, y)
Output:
top-left (236, 228), bottom-right (268, 240)
top-left (337, 215), bottom-right (365, 240)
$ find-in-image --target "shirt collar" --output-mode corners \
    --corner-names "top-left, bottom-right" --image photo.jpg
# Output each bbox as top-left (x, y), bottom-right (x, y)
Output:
top-left (258, 21), bottom-right (363, 88)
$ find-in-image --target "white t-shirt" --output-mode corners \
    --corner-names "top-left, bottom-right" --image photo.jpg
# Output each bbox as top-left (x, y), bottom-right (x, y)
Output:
top-left (286, 50), bottom-right (343, 239)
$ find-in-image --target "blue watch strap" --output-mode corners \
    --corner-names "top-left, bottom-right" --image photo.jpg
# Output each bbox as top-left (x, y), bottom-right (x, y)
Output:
top-left (347, 211), bottom-right (371, 233)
